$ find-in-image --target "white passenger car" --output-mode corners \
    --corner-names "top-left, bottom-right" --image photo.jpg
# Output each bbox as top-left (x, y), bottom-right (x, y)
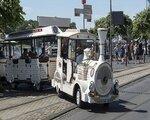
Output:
top-left (0, 40), bottom-right (17, 83)
top-left (52, 28), bottom-right (119, 107)
top-left (1, 26), bottom-right (61, 90)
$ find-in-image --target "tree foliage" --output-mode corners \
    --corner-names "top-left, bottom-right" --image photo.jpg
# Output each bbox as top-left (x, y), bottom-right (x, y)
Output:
top-left (90, 14), bottom-right (133, 40)
top-left (0, 0), bottom-right (25, 34)
top-left (15, 20), bottom-right (39, 31)
top-left (133, 7), bottom-right (150, 39)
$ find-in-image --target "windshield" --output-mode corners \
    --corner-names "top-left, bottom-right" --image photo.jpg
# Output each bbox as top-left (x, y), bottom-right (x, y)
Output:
top-left (68, 39), bottom-right (98, 63)
top-left (77, 39), bottom-right (94, 49)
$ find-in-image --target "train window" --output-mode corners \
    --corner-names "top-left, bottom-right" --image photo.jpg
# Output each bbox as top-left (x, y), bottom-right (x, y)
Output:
top-left (68, 40), bottom-right (76, 61)
top-left (36, 36), bottom-right (57, 57)
top-left (61, 38), bottom-right (69, 59)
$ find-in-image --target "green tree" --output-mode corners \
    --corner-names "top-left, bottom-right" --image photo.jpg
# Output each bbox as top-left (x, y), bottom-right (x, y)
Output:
top-left (90, 14), bottom-right (133, 40)
top-left (16, 20), bottom-right (39, 31)
top-left (133, 7), bottom-right (150, 40)
top-left (0, 0), bottom-right (25, 34)
top-left (89, 17), bottom-right (109, 35)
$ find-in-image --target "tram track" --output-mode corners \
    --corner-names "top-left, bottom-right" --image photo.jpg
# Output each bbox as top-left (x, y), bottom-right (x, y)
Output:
top-left (0, 93), bottom-right (74, 120)
top-left (0, 94), bottom-right (57, 112)
top-left (6, 101), bottom-right (61, 120)
top-left (114, 65), bottom-right (150, 78)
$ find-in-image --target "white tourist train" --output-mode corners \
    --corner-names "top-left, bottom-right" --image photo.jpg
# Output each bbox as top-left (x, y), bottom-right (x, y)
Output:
top-left (0, 26), bottom-right (61, 90)
top-left (52, 28), bottom-right (119, 107)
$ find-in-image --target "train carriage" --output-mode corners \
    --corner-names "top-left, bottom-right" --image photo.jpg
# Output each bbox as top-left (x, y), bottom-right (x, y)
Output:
top-left (1, 26), bottom-right (61, 90)
top-left (52, 28), bottom-right (119, 107)
top-left (0, 40), bottom-right (17, 82)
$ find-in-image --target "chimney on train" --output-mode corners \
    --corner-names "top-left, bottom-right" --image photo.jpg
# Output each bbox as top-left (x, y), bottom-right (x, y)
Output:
top-left (97, 28), bottom-right (108, 63)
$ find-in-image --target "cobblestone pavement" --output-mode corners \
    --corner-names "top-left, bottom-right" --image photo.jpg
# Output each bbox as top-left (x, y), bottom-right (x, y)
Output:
top-left (0, 63), bottom-right (150, 120)
top-left (9, 100), bottom-right (74, 120)
top-left (0, 95), bottom-right (74, 120)
top-left (0, 94), bottom-right (55, 111)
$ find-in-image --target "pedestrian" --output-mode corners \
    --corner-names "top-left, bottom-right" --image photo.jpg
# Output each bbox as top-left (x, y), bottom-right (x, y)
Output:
top-left (134, 42), bottom-right (139, 63)
top-left (117, 44), bottom-right (122, 61)
top-left (20, 49), bottom-right (29, 59)
top-left (114, 45), bottom-right (119, 62)
top-left (138, 43), bottom-right (144, 64)
top-left (148, 43), bottom-right (150, 57)
top-left (120, 45), bottom-right (125, 64)
top-left (130, 41), bottom-right (134, 60)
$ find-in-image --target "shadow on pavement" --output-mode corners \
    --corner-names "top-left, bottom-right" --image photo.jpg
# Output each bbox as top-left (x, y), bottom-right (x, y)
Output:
top-left (0, 83), bottom-right (56, 99)
top-left (84, 99), bottom-right (148, 114)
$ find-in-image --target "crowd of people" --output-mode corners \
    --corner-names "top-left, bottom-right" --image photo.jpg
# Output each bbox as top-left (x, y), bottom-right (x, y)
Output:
top-left (113, 41), bottom-right (150, 64)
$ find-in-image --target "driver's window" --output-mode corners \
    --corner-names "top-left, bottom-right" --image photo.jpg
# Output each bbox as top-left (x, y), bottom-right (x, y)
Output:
top-left (61, 38), bottom-right (69, 59)
top-left (76, 41), bottom-right (84, 64)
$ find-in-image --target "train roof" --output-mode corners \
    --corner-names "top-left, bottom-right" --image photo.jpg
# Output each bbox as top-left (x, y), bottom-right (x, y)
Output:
top-left (57, 29), bottom-right (96, 40)
top-left (5, 26), bottom-right (62, 41)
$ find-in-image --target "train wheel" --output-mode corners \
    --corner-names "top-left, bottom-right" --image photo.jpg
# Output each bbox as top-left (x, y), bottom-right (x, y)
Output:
top-left (57, 88), bottom-right (63, 98)
top-left (11, 83), bottom-right (18, 90)
top-left (75, 88), bottom-right (84, 108)
top-left (34, 83), bottom-right (42, 92)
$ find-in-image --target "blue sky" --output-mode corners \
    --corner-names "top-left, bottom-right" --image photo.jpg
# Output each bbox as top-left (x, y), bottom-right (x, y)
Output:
top-left (20, 0), bottom-right (147, 29)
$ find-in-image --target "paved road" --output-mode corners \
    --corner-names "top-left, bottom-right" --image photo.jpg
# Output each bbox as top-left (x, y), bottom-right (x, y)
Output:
top-left (0, 64), bottom-right (149, 120)
top-left (53, 75), bottom-right (150, 120)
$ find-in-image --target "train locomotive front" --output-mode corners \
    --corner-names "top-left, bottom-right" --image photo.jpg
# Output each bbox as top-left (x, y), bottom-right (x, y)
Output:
top-left (76, 28), bottom-right (119, 105)
top-left (52, 28), bottom-right (119, 107)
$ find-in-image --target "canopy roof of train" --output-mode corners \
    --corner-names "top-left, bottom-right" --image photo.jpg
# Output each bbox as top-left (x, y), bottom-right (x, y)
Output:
top-left (5, 26), bottom-right (62, 41)
top-left (58, 29), bottom-right (96, 40)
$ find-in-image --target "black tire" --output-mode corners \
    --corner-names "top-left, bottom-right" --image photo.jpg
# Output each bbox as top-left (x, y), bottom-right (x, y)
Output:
top-left (57, 88), bottom-right (63, 98)
top-left (11, 82), bottom-right (18, 90)
top-left (75, 88), bottom-right (84, 108)
top-left (33, 83), bottom-right (42, 92)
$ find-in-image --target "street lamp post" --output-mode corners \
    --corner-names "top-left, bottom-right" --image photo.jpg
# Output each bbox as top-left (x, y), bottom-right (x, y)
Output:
top-left (109, 0), bottom-right (113, 68)
top-left (82, 0), bottom-right (86, 29)
top-left (83, 4), bottom-right (86, 29)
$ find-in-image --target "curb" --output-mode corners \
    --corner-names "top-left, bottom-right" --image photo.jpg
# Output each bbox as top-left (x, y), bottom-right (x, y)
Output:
top-left (44, 105), bottom-right (77, 120)
top-left (113, 63), bottom-right (150, 73)
top-left (114, 67), bottom-right (150, 78)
